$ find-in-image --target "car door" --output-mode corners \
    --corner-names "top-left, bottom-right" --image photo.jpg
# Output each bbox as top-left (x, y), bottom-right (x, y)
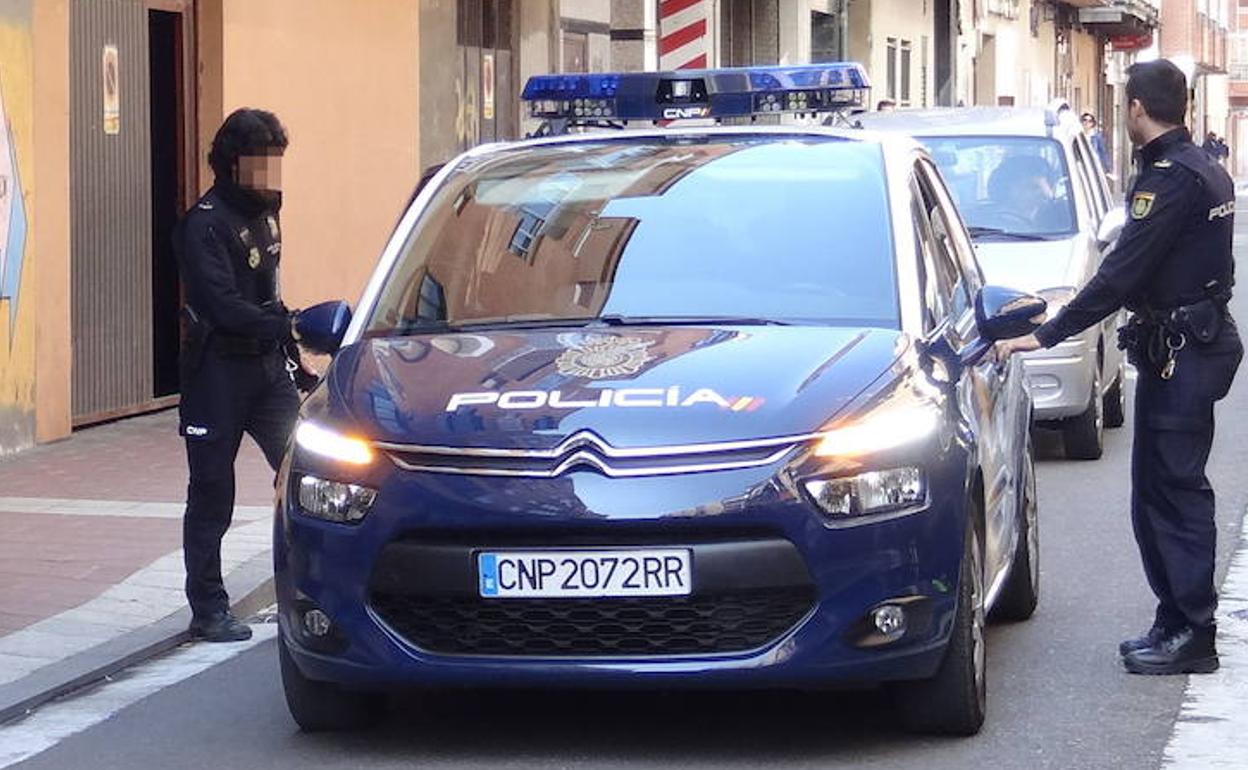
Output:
top-left (1072, 134), bottom-right (1127, 383)
top-left (912, 160), bottom-right (1019, 586)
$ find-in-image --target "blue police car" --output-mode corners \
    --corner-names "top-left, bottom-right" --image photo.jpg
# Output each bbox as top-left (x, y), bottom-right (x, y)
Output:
top-left (278, 64), bottom-right (1044, 736)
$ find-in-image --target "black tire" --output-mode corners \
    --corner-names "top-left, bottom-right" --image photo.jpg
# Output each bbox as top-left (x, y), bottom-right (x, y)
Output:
top-left (1062, 367), bottom-right (1104, 460)
top-left (1103, 365), bottom-right (1126, 429)
top-left (279, 635), bottom-right (384, 732)
top-left (894, 524), bottom-right (987, 736)
top-left (991, 435), bottom-right (1039, 622)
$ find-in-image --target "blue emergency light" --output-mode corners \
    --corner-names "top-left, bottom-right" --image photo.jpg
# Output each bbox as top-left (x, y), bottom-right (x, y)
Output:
top-left (521, 63), bottom-right (870, 125)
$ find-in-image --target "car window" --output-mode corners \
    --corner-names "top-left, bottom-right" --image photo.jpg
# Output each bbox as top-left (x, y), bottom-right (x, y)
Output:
top-left (366, 137), bottom-right (902, 333)
top-left (923, 136), bottom-right (1078, 238)
top-left (1068, 138), bottom-right (1101, 226)
top-left (911, 166), bottom-right (972, 335)
top-left (913, 164), bottom-right (972, 323)
top-left (1075, 133), bottom-right (1110, 215)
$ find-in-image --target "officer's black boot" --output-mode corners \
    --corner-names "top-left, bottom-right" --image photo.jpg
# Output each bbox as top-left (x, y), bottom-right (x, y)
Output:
top-left (1122, 625), bottom-right (1218, 675)
top-left (1118, 626), bottom-right (1166, 657)
top-left (190, 612), bottom-right (253, 643)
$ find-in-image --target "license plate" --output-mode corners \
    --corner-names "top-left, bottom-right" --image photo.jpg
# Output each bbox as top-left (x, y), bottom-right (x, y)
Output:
top-left (477, 549), bottom-right (692, 599)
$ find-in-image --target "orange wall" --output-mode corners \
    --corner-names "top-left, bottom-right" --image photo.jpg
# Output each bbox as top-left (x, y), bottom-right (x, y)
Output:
top-left (210, 0), bottom-right (422, 314)
top-left (32, 0), bottom-right (70, 444)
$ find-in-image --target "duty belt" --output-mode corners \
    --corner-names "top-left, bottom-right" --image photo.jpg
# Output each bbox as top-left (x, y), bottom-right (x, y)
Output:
top-left (1120, 297), bottom-right (1229, 380)
top-left (208, 335), bottom-right (281, 356)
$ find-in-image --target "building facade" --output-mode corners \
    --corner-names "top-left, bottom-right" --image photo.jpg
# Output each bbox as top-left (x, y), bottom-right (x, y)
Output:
top-left (0, 0), bottom-right (1192, 456)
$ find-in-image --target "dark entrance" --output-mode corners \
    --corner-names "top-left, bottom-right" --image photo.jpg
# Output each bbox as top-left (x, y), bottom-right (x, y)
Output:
top-left (148, 8), bottom-right (187, 398)
top-left (934, 0), bottom-right (956, 106)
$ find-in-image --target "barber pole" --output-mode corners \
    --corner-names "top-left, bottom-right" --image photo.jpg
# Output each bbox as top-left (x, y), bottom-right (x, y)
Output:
top-left (659, 0), bottom-right (710, 70)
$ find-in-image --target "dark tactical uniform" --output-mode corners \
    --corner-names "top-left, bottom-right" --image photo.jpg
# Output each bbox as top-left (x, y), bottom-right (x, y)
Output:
top-left (175, 184), bottom-right (300, 622)
top-left (1036, 127), bottom-right (1242, 636)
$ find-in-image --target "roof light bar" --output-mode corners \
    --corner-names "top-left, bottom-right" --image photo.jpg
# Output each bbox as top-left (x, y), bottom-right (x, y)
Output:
top-left (521, 63), bottom-right (870, 125)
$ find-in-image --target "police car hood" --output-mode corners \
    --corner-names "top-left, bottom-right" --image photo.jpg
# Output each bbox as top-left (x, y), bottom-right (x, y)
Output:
top-left (330, 326), bottom-right (907, 450)
top-left (973, 234), bottom-right (1087, 293)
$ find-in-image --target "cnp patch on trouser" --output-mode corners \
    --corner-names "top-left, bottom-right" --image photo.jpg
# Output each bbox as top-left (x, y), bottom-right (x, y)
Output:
top-left (181, 350), bottom-right (299, 618)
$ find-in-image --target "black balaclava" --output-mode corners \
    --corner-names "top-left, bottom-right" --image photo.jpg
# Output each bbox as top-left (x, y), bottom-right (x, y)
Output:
top-left (208, 108), bottom-right (289, 217)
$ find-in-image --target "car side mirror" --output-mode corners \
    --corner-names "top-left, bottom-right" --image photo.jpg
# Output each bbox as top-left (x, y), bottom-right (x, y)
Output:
top-left (1097, 205), bottom-right (1127, 247)
top-left (975, 285), bottom-right (1047, 343)
top-left (295, 300), bottom-right (353, 355)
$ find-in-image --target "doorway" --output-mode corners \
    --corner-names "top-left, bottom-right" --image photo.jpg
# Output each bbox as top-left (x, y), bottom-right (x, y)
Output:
top-left (148, 8), bottom-right (187, 399)
top-left (934, 0), bottom-right (954, 106)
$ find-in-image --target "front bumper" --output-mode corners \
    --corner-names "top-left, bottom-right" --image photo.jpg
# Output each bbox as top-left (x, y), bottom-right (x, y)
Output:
top-left (1022, 336), bottom-right (1095, 421)
top-left (275, 457), bottom-right (970, 691)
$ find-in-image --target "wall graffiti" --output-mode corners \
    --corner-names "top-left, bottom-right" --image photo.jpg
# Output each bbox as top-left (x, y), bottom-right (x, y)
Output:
top-left (0, 72), bottom-right (28, 344)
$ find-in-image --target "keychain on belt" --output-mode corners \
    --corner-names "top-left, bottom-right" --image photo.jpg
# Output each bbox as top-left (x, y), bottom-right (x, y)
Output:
top-left (1162, 331), bottom-right (1186, 380)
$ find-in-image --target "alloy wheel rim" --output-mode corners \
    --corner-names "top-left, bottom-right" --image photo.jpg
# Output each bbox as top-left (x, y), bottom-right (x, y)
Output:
top-left (971, 531), bottom-right (986, 703)
top-left (1093, 369), bottom-right (1104, 437)
top-left (1026, 451), bottom-right (1039, 589)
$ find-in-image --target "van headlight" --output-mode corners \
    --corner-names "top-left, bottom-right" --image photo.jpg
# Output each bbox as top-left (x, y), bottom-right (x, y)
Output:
top-left (804, 467), bottom-right (926, 519)
top-left (297, 475), bottom-right (377, 524)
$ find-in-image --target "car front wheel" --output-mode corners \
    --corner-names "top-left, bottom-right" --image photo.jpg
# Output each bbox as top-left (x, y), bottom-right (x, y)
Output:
top-left (893, 523), bottom-right (987, 736)
top-left (1062, 365), bottom-right (1104, 460)
top-left (1103, 361), bottom-right (1126, 429)
top-left (992, 433), bottom-right (1039, 622)
top-left (279, 635), bottom-right (384, 732)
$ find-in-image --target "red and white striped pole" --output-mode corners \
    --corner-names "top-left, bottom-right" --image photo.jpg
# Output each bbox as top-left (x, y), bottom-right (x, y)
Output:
top-left (658, 0), bottom-right (710, 70)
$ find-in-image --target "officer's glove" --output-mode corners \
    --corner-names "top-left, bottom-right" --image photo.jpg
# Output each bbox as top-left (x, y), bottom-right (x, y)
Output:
top-left (292, 362), bottom-right (320, 394)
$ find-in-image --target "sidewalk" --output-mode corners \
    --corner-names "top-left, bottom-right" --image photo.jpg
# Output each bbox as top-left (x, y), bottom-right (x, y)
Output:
top-left (0, 410), bottom-right (278, 723)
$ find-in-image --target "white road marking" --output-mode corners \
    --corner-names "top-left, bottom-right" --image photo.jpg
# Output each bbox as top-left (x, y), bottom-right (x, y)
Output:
top-left (0, 517), bottom-right (272, 686)
top-left (1162, 513), bottom-right (1248, 768)
top-left (0, 624), bottom-right (276, 769)
top-left (0, 497), bottom-right (271, 521)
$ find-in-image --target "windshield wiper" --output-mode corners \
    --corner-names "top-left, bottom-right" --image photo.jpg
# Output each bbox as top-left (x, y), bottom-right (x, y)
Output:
top-left (363, 314), bottom-right (794, 339)
top-left (966, 226), bottom-right (1051, 242)
top-left (363, 317), bottom-right (598, 338)
top-left (594, 315), bottom-right (793, 327)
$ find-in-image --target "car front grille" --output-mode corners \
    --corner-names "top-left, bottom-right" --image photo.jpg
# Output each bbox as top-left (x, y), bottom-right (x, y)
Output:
top-left (370, 588), bottom-right (815, 657)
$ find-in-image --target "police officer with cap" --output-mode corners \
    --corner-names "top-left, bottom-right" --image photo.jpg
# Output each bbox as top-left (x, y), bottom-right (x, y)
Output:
top-left (175, 108), bottom-right (316, 642)
top-left (997, 59), bottom-right (1242, 674)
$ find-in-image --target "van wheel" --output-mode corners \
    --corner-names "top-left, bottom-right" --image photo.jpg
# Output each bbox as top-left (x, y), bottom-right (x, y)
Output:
top-left (1103, 364), bottom-right (1126, 429)
top-left (893, 524), bottom-right (987, 736)
top-left (279, 635), bottom-right (384, 732)
top-left (992, 435), bottom-right (1039, 622)
top-left (1063, 367), bottom-right (1104, 460)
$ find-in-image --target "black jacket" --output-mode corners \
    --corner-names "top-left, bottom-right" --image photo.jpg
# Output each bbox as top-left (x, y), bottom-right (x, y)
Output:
top-left (1036, 128), bottom-right (1235, 347)
top-left (174, 183), bottom-right (289, 342)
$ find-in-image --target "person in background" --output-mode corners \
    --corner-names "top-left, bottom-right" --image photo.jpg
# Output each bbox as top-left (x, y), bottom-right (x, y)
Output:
top-left (1082, 112), bottom-right (1112, 173)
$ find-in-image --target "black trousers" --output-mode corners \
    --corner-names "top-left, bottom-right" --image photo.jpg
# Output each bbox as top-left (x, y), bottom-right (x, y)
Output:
top-left (180, 350), bottom-right (299, 619)
top-left (1130, 321), bottom-right (1242, 631)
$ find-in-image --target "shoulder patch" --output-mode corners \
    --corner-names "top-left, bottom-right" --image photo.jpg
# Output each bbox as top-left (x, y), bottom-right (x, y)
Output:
top-left (1131, 191), bottom-right (1156, 220)
top-left (1153, 159), bottom-right (1173, 169)
top-left (196, 200), bottom-right (215, 211)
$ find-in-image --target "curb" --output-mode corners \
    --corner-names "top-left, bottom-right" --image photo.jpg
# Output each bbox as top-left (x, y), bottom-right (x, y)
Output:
top-left (0, 550), bottom-right (274, 726)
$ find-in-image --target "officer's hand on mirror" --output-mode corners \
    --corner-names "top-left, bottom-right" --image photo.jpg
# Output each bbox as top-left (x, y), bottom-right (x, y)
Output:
top-left (994, 334), bottom-right (1042, 362)
top-left (293, 362), bottom-right (319, 394)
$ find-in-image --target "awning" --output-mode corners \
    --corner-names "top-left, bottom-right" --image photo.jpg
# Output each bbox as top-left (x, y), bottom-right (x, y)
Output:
top-left (1075, 1), bottom-right (1159, 38)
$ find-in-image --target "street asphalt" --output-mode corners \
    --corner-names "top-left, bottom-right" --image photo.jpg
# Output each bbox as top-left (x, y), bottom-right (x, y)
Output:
top-left (9, 216), bottom-right (1248, 770)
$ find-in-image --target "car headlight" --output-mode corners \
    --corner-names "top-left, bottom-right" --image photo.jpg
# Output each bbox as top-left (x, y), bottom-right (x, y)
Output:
top-left (1036, 286), bottom-right (1077, 316)
top-left (297, 475), bottom-right (377, 523)
top-left (814, 404), bottom-right (940, 458)
top-left (804, 467), bottom-right (926, 519)
top-left (295, 422), bottom-right (374, 465)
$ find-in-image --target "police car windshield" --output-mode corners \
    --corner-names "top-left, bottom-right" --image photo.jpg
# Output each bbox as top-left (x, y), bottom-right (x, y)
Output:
top-left (365, 137), bottom-right (900, 335)
top-left (923, 136), bottom-right (1078, 238)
